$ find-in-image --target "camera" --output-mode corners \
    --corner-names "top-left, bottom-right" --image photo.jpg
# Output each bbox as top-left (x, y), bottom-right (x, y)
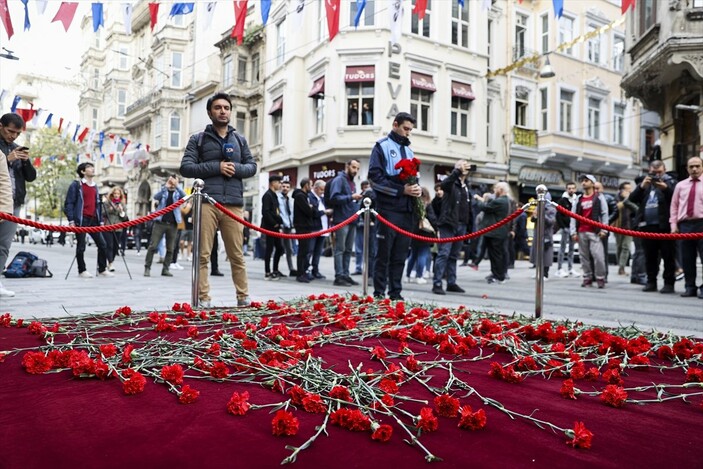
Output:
top-left (469, 164), bottom-right (477, 172)
top-left (648, 173), bottom-right (661, 182)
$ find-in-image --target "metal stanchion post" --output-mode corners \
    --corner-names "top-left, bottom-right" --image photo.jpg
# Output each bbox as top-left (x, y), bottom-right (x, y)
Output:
top-left (361, 197), bottom-right (371, 297)
top-left (191, 179), bottom-right (205, 307)
top-left (534, 184), bottom-right (547, 319)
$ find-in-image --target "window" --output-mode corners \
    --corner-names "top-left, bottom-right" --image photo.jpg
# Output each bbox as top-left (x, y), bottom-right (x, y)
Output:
top-left (92, 68), bottom-right (100, 89)
top-left (558, 16), bottom-right (574, 55)
top-left (411, 0), bottom-right (431, 37)
top-left (117, 89), bottom-right (127, 117)
top-left (251, 53), bottom-right (260, 84)
top-left (410, 89), bottom-right (432, 132)
top-left (515, 87), bottom-right (529, 127)
top-left (451, 1), bottom-right (469, 48)
top-left (276, 21), bottom-right (286, 66)
top-left (250, 110), bottom-right (259, 144)
top-left (613, 103), bottom-right (625, 145)
top-left (314, 96), bottom-right (325, 134)
top-left (173, 13), bottom-right (184, 26)
top-left (588, 97), bottom-right (601, 140)
top-left (613, 36), bottom-right (625, 72)
top-left (350, 0), bottom-right (374, 26)
top-left (540, 88), bottom-right (548, 131)
top-left (92, 108), bottom-right (98, 129)
top-left (317, 0), bottom-right (326, 41)
top-left (236, 112), bottom-right (246, 132)
top-left (223, 55), bottom-right (233, 88)
top-left (559, 90), bottom-right (573, 133)
top-left (272, 112), bottom-right (283, 146)
top-left (237, 57), bottom-right (247, 84)
top-left (171, 51), bottom-right (183, 87)
top-left (154, 115), bottom-right (162, 150)
top-left (169, 112), bottom-right (181, 147)
top-left (694, 0), bottom-right (703, 6)
top-left (346, 83), bottom-right (375, 126)
top-left (486, 99), bottom-right (493, 148)
top-left (587, 25), bottom-right (601, 64)
top-left (515, 13), bottom-right (528, 58)
top-left (487, 19), bottom-right (493, 68)
top-left (451, 96), bottom-right (469, 137)
top-left (119, 46), bottom-right (129, 70)
top-left (541, 14), bottom-right (549, 54)
top-left (638, 0), bottom-right (658, 35)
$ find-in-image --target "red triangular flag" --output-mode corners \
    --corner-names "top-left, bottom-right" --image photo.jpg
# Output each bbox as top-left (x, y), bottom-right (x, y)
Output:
top-left (412, 0), bottom-right (427, 21)
top-left (33, 157), bottom-right (42, 167)
top-left (16, 108), bottom-right (37, 124)
top-left (325, 0), bottom-right (340, 41)
top-left (52, 2), bottom-right (79, 32)
top-left (77, 127), bottom-right (90, 143)
top-left (149, 3), bottom-right (159, 31)
top-left (622, 0), bottom-right (636, 14)
top-left (231, 0), bottom-right (248, 46)
top-left (109, 154), bottom-right (115, 163)
top-left (121, 140), bottom-right (131, 156)
top-left (0, 0), bottom-right (14, 40)
top-left (58, 117), bottom-right (64, 133)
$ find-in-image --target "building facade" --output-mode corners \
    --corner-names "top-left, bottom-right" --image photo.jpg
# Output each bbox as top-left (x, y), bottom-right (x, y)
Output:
top-left (621, 0), bottom-right (703, 179)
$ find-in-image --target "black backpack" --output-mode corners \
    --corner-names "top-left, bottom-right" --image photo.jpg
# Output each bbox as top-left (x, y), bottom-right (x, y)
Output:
top-left (4, 251), bottom-right (38, 278)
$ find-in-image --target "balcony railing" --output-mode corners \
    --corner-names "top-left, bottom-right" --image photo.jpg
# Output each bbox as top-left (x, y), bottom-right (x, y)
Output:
top-left (513, 126), bottom-right (538, 147)
top-left (512, 46), bottom-right (540, 71)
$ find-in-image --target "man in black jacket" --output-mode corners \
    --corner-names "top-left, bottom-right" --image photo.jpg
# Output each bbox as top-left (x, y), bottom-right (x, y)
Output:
top-left (261, 174), bottom-right (285, 281)
top-left (180, 92), bottom-right (257, 308)
top-left (432, 160), bottom-right (472, 295)
top-left (0, 113), bottom-right (37, 217)
top-left (292, 178), bottom-right (317, 283)
top-left (475, 182), bottom-right (510, 284)
top-left (628, 160), bottom-right (677, 294)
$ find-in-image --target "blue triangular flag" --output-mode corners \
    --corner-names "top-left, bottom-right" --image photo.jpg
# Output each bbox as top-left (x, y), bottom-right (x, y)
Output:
top-left (98, 131), bottom-right (105, 151)
top-left (458, 0), bottom-right (464, 7)
top-left (261, 0), bottom-right (271, 25)
top-left (45, 113), bottom-right (53, 127)
top-left (92, 3), bottom-right (104, 32)
top-left (20, 0), bottom-right (31, 31)
top-left (553, 0), bottom-right (563, 18)
top-left (169, 3), bottom-right (194, 17)
top-left (354, 0), bottom-right (367, 28)
top-left (10, 96), bottom-right (21, 113)
top-left (73, 125), bottom-right (81, 141)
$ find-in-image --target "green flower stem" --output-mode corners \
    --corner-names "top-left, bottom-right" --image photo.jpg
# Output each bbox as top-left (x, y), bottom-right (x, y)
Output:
top-left (281, 405), bottom-right (331, 465)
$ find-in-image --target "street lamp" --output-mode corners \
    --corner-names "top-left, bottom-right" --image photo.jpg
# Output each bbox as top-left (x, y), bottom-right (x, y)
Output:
top-left (539, 55), bottom-right (555, 79)
top-left (675, 104), bottom-right (703, 114)
top-left (0, 47), bottom-right (19, 60)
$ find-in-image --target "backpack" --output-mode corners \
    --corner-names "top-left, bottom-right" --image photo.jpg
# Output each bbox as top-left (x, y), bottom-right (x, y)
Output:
top-left (4, 251), bottom-right (38, 278)
top-left (30, 259), bottom-right (53, 278)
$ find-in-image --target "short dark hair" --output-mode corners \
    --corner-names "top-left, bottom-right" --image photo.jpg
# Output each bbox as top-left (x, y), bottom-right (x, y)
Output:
top-left (76, 162), bottom-right (94, 177)
top-left (565, 181), bottom-right (576, 187)
top-left (393, 112), bottom-right (416, 126)
top-left (300, 177), bottom-right (310, 188)
top-left (0, 113), bottom-right (24, 128)
top-left (206, 92), bottom-right (232, 111)
top-left (618, 181), bottom-right (631, 190)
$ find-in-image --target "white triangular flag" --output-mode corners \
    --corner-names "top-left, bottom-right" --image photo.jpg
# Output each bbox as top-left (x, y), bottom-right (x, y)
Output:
top-left (389, 0), bottom-right (403, 46)
top-left (122, 3), bottom-right (134, 35)
top-left (35, 0), bottom-right (48, 15)
top-left (203, 2), bottom-right (217, 30)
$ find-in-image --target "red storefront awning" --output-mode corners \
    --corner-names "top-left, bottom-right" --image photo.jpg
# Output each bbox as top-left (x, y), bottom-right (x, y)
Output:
top-left (308, 77), bottom-right (325, 97)
top-left (268, 98), bottom-right (283, 115)
top-left (344, 66), bottom-right (375, 83)
top-left (451, 81), bottom-right (476, 100)
top-left (410, 72), bottom-right (436, 93)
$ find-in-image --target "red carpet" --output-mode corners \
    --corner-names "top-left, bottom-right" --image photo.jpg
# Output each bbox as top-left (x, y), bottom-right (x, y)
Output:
top-left (0, 296), bottom-right (701, 469)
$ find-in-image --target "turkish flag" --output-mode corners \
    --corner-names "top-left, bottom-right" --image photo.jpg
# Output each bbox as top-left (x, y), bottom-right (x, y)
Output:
top-left (52, 2), bottom-right (79, 32)
top-left (231, 0), bottom-right (248, 45)
top-left (77, 127), bottom-right (90, 143)
top-left (149, 2), bottom-right (159, 31)
top-left (412, 0), bottom-right (427, 21)
top-left (325, 0), bottom-right (340, 41)
top-left (622, 0), bottom-right (636, 14)
top-left (16, 108), bottom-right (37, 124)
top-left (0, 0), bottom-right (14, 39)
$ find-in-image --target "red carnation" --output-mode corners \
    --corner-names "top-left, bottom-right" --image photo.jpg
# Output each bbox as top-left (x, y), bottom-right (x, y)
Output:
top-left (271, 410), bottom-right (299, 436)
top-left (458, 406), bottom-right (487, 431)
top-left (302, 393), bottom-right (327, 413)
top-left (370, 346), bottom-right (387, 360)
top-left (434, 394), bottom-right (460, 417)
top-left (371, 423), bottom-right (393, 442)
top-left (227, 391), bottom-right (251, 415)
top-left (560, 379), bottom-right (577, 399)
top-left (417, 407), bottom-right (439, 433)
top-left (379, 378), bottom-right (399, 394)
top-left (686, 367), bottom-right (703, 383)
top-left (600, 384), bottom-right (627, 408)
top-left (187, 326), bottom-right (199, 339)
top-left (209, 361), bottom-right (229, 379)
top-left (161, 364), bottom-right (185, 385)
top-left (329, 385), bottom-right (352, 402)
top-left (99, 344), bottom-right (118, 358)
top-left (27, 321), bottom-right (47, 335)
top-left (566, 421), bottom-right (594, 449)
top-left (288, 385), bottom-right (308, 405)
top-left (602, 368), bottom-right (624, 386)
top-left (21, 351), bottom-right (53, 374)
top-left (114, 306), bottom-right (132, 317)
top-left (93, 360), bottom-right (111, 380)
top-left (179, 385), bottom-right (200, 404)
top-left (122, 370), bottom-right (147, 395)
top-left (406, 355), bottom-right (420, 372)
top-left (122, 344), bottom-right (136, 364)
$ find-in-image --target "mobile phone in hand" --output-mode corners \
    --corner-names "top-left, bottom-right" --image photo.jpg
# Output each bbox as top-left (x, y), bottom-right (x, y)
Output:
top-left (17, 146), bottom-right (29, 152)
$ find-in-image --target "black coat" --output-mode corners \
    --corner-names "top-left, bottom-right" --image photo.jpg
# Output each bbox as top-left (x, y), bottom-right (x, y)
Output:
top-left (628, 175), bottom-right (676, 230)
top-left (477, 195), bottom-right (510, 239)
top-left (437, 169), bottom-right (471, 228)
top-left (292, 189), bottom-right (317, 232)
top-left (261, 189), bottom-right (283, 230)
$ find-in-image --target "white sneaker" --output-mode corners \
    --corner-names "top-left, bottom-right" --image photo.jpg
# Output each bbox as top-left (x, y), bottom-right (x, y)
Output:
top-left (556, 269), bottom-right (566, 278)
top-left (170, 263), bottom-right (184, 271)
top-left (108, 263), bottom-right (115, 272)
top-left (569, 269), bottom-right (580, 277)
top-left (199, 300), bottom-right (212, 308)
top-left (98, 271), bottom-right (115, 277)
top-left (406, 276), bottom-right (415, 283)
top-left (423, 271), bottom-right (431, 279)
top-left (415, 277), bottom-right (428, 284)
top-left (530, 272), bottom-right (536, 279)
top-left (0, 286), bottom-right (15, 297)
top-left (79, 271), bottom-right (93, 278)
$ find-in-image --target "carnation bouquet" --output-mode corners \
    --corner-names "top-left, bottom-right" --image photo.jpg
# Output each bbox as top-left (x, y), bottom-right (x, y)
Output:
top-left (394, 157), bottom-right (425, 221)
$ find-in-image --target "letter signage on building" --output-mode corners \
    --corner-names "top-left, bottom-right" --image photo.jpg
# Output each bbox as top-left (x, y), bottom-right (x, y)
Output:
top-left (309, 162), bottom-right (346, 182)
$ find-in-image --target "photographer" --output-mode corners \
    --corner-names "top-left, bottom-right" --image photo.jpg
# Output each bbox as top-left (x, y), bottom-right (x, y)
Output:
top-left (0, 113), bottom-right (36, 217)
top-left (103, 186), bottom-right (129, 272)
top-left (143, 174), bottom-right (185, 278)
top-left (628, 160), bottom-right (677, 294)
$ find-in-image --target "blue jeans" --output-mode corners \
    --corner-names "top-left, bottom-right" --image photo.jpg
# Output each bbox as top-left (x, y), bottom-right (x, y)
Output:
top-left (433, 225), bottom-right (467, 287)
top-left (334, 224), bottom-right (356, 278)
top-left (406, 244), bottom-right (431, 278)
top-left (309, 235), bottom-right (327, 275)
top-left (557, 227), bottom-right (575, 271)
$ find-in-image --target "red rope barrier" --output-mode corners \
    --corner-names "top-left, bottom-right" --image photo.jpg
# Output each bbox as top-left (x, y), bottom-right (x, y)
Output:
top-left (553, 204), bottom-right (703, 240)
top-left (0, 198), bottom-right (188, 234)
top-left (212, 201), bottom-right (359, 240)
top-left (375, 208), bottom-right (525, 244)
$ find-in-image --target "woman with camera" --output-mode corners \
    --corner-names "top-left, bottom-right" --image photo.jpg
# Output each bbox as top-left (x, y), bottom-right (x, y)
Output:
top-left (103, 186), bottom-right (129, 272)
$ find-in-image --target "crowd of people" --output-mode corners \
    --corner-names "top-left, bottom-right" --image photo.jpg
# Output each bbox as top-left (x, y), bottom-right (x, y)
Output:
top-left (1, 104), bottom-right (702, 305)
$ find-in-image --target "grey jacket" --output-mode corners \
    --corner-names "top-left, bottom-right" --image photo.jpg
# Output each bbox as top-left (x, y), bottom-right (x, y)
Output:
top-left (180, 125), bottom-right (257, 206)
